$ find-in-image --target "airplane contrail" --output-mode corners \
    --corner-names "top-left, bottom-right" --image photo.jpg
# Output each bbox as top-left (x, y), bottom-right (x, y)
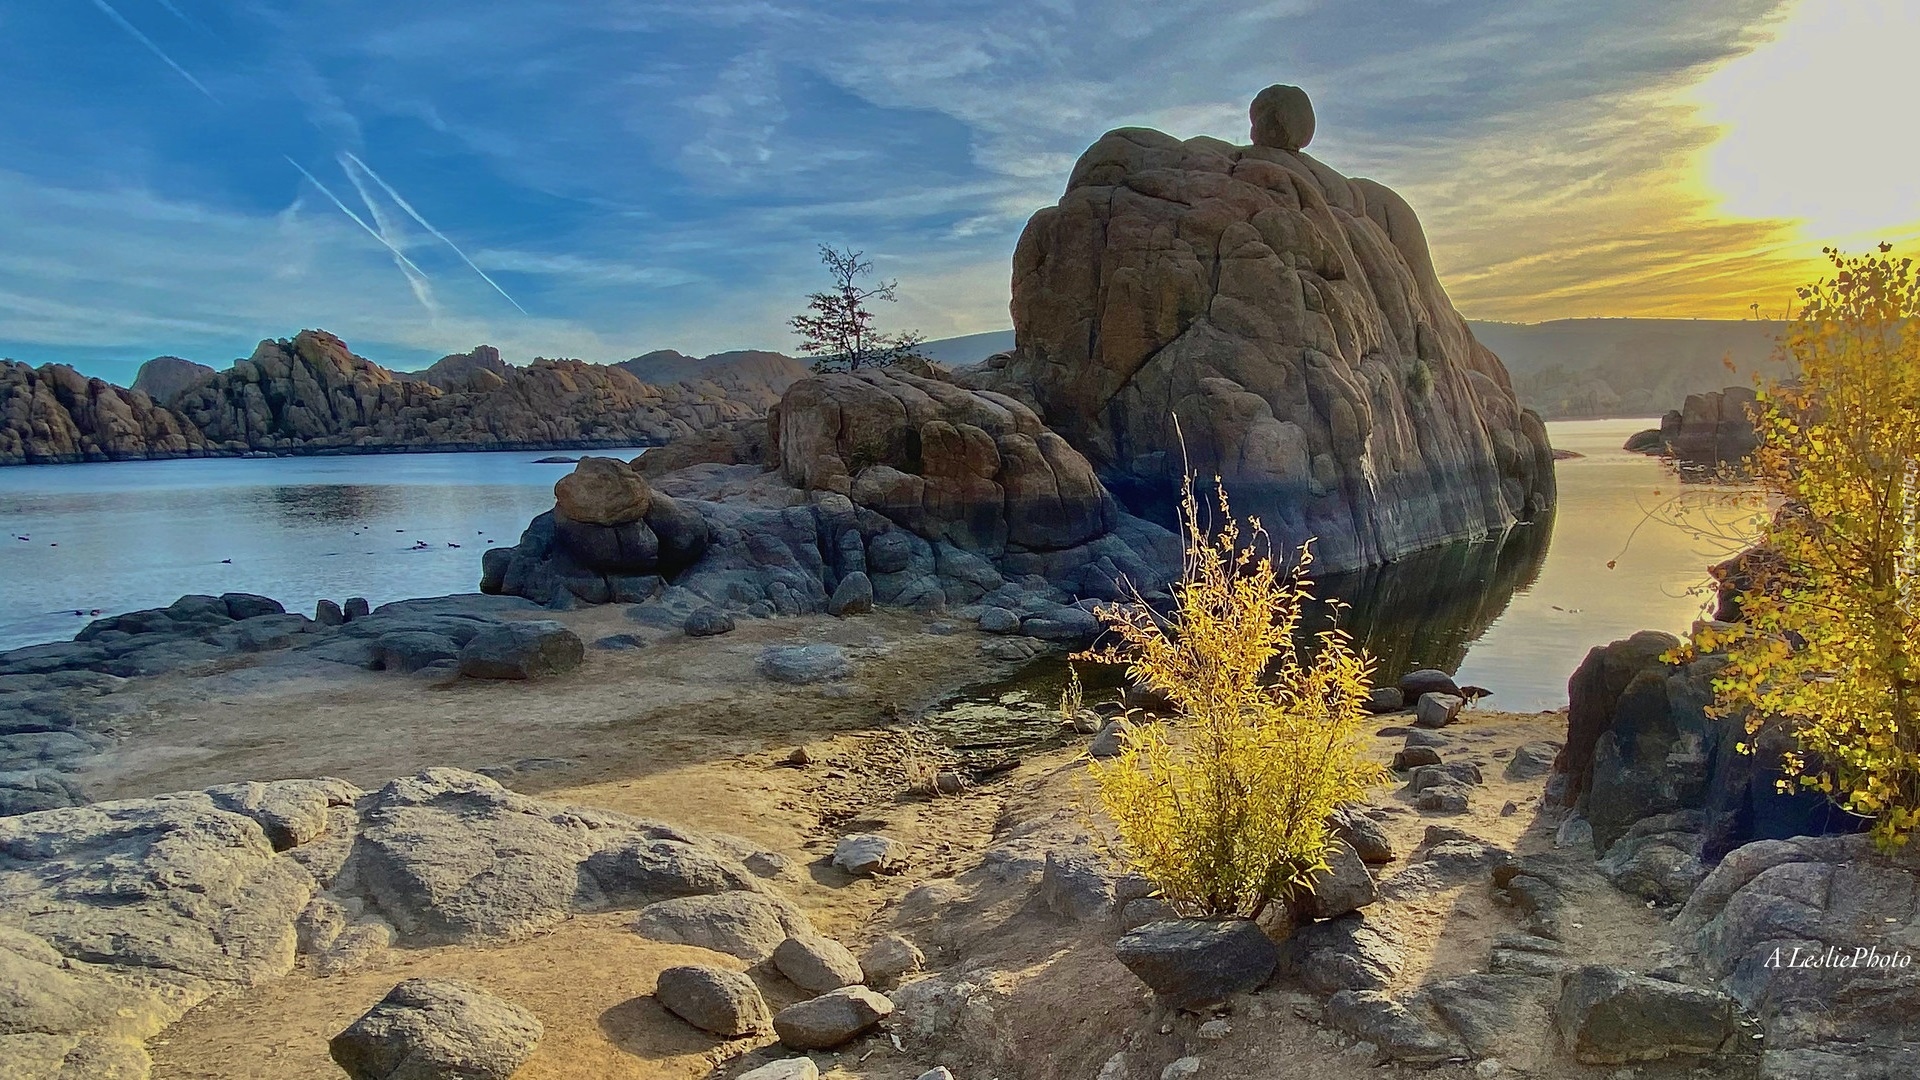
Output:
top-left (341, 151), bottom-right (529, 315)
top-left (336, 156), bottom-right (440, 317)
top-left (283, 156), bottom-right (439, 315)
top-left (91, 0), bottom-right (218, 102)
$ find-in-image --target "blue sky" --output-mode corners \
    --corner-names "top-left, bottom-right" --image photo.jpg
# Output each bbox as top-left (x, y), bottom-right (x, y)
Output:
top-left (4, 0), bottom-right (1898, 386)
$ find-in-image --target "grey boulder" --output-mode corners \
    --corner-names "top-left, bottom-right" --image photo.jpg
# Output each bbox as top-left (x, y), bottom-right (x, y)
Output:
top-left (654, 964), bottom-right (771, 1037)
top-left (1556, 964), bottom-right (1738, 1064)
top-left (759, 645), bottom-right (850, 685)
top-left (771, 986), bottom-right (893, 1050)
top-left (1114, 919), bottom-right (1278, 1009)
top-left (772, 933), bottom-right (865, 993)
top-left (456, 621), bottom-right (584, 680)
top-left (329, 978), bottom-right (542, 1080)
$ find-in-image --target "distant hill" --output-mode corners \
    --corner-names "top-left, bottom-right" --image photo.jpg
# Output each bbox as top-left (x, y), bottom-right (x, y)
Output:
top-left (920, 321), bottom-right (1783, 420)
top-left (1471, 318), bottom-right (1783, 419)
top-left (397, 345), bottom-right (513, 390)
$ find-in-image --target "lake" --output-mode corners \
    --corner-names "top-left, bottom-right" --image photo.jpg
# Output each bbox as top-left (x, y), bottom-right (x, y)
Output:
top-left (0, 421), bottom-right (1747, 708)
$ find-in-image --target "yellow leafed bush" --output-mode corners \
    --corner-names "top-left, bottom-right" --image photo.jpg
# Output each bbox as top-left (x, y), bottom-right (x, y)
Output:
top-left (1685, 244), bottom-right (1920, 849)
top-left (1077, 481), bottom-right (1385, 919)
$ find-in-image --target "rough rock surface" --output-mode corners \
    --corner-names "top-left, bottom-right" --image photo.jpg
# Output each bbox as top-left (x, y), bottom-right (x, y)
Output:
top-left (772, 934), bottom-right (865, 993)
top-left (1114, 919), bottom-right (1279, 1008)
top-left (0, 360), bottom-right (209, 465)
top-left (973, 86), bottom-right (1555, 572)
top-left (129, 356), bottom-right (215, 404)
top-left (654, 964), bottom-right (772, 1036)
top-left (1553, 631), bottom-right (1861, 859)
top-left (771, 986), bottom-right (893, 1050)
top-left (1627, 385), bottom-right (1759, 467)
top-left (1555, 965), bottom-right (1739, 1065)
top-left (0, 767), bottom-right (800, 1076)
top-left (329, 978), bottom-right (542, 1080)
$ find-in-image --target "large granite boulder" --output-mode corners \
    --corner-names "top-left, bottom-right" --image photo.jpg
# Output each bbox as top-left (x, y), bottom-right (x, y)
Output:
top-left (973, 85), bottom-right (1555, 573)
top-left (773, 365), bottom-right (1112, 554)
top-left (1628, 386), bottom-right (1760, 467)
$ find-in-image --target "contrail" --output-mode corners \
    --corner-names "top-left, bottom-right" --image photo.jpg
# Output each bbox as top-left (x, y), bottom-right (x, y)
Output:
top-left (91, 0), bottom-right (218, 102)
top-left (283, 156), bottom-right (438, 315)
top-left (341, 152), bottom-right (529, 315)
top-left (336, 156), bottom-right (440, 317)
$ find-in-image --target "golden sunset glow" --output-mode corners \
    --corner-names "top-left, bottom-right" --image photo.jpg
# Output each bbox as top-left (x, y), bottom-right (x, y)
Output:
top-left (1693, 0), bottom-right (1920, 247)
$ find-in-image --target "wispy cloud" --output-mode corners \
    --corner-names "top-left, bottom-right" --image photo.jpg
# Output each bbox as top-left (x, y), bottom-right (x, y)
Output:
top-left (283, 156), bottom-right (438, 316)
top-left (89, 0), bottom-right (218, 102)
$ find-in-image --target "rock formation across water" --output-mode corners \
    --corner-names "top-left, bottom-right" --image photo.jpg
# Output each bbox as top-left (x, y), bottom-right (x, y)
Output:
top-left (968, 85), bottom-right (1555, 573)
top-left (0, 331), bottom-right (803, 466)
top-left (1624, 385), bottom-right (1759, 468)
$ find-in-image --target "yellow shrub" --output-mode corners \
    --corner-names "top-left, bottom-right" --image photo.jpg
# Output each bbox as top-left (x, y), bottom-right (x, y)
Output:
top-left (1078, 482), bottom-right (1385, 919)
top-left (1688, 244), bottom-right (1920, 849)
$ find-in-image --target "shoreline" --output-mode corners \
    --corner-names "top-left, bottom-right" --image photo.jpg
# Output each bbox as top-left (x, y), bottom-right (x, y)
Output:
top-left (0, 437), bottom-right (665, 469)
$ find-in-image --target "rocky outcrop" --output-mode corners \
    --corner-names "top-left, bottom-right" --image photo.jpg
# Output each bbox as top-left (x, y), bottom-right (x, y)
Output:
top-left (129, 355), bottom-right (215, 404)
top-left (617, 349), bottom-right (811, 413)
top-left (0, 768), bottom-right (799, 1079)
top-left (2, 330), bottom-right (799, 466)
top-left (1551, 631), bottom-right (1863, 864)
top-left (397, 344), bottom-right (513, 391)
top-left (971, 85), bottom-right (1555, 573)
top-left (1625, 386), bottom-right (1759, 467)
top-left (773, 364), bottom-right (1114, 555)
top-left (484, 371), bottom-right (1182, 641)
top-left (0, 360), bottom-right (209, 464)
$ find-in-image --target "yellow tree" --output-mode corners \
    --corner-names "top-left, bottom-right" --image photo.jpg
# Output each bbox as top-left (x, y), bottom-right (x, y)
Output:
top-left (1078, 482), bottom-right (1384, 919)
top-left (1692, 243), bottom-right (1920, 848)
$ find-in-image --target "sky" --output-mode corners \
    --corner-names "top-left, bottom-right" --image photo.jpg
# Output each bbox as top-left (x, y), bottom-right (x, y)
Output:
top-left (2, 0), bottom-right (1916, 385)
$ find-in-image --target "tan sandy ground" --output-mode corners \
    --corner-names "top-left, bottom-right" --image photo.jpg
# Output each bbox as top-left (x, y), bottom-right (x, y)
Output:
top-left (72, 617), bottom-right (1695, 1080)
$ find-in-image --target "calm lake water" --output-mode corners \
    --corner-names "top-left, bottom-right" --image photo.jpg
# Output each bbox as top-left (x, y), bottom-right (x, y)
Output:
top-left (0, 422), bottom-right (1744, 708)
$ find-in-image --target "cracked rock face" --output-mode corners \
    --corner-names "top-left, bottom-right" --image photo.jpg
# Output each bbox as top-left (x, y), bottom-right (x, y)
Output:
top-left (985, 89), bottom-right (1555, 573)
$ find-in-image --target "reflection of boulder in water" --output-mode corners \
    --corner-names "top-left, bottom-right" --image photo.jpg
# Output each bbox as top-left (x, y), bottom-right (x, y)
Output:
top-left (262, 484), bottom-right (405, 525)
top-left (1312, 512), bottom-right (1555, 682)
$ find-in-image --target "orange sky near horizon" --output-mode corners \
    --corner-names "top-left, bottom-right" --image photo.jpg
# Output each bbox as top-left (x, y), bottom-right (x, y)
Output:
top-left (1417, 0), bottom-right (1920, 325)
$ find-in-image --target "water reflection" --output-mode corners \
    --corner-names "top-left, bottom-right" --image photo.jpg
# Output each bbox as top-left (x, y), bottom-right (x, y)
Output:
top-left (261, 484), bottom-right (407, 525)
top-left (1314, 513), bottom-right (1555, 682)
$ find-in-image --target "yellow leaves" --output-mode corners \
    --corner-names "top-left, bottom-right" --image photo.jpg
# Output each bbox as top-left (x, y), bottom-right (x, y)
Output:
top-left (1081, 481), bottom-right (1381, 919)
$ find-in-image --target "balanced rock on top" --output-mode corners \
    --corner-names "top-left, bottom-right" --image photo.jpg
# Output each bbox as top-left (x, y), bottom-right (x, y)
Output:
top-left (1250, 83), bottom-right (1314, 150)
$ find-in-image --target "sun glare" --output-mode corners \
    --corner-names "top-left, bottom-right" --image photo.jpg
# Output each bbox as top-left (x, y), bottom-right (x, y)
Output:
top-left (1692, 0), bottom-right (1920, 246)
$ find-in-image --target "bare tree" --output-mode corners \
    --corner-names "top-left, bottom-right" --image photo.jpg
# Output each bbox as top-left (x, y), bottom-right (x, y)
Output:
top-left (789, 245), bottom-right (924, 372)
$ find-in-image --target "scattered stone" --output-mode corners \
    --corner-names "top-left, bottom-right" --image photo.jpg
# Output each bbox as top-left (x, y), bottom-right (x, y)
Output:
top-left (315, 599), bottom-right (345, 626)
top-left (1410, 762), bottom-right (1483, 791)
top-left (1115, 919), bottom-right (1279, 1009)
top-left (593, 632), bottom-right (647, 650)
top-left (329, 978), bottom-right (541, 1080)
top-left (343, 597), bottom-right (371, 621)
top-left (1403, 729), bottom-right (1450, 749)
top-left (759, 644), bottom-right (850, 684)
top-left (654, 964), bottom-right (771, 1036)
top-left (632, 893), bottom-right (812, 962)
top-left (739, 1060), bottom-right (821, 1080)
top-left (1399, 669), bottom-right (1462, 699)
top-left (773, 934), bottom-right (865, 993)
top-left (1556, 965), bottom-right (1737, 1064)
top-left (456, 620), bottom-right (584, 679)
top-left (1329, 805), bottom-right (1395, 864)
top-left (1414, 693), bottom-right (1465, 729)
top-left (858, 933), bottom-right (925, 987)
top-left (1364, 686), bottom-right (1404, 714)
top-left (832, 833), bottom-right (906, 877)
top-left (918, 1069), bottom-right (957, 1080)
top-left (1392, 746), bottom-right (1441, 770)
top-left (1299, 841), bottom-right (1376, 920)
top-left (1161, 1057), bottom-right (1201, 1080)
top-left (1197, 1018), bottom-right (1231, 1040)
top-left (684, 608), bottom-right (735, 637)
top-left (1416, 785), bottom-right (1471, 812)
top-left (772, 986), bottom-right (893, 1050)
top-left (1501, 801), bottom-right (1518, 817)
top-left (1504, 741), bottom-right (1561, 780)
top-left (1276, 914), bottom-right (1404, 994)
top-left (1089, 719), bottom-right (1129, 758)
top-left (1417, 973), bottom-right (1549, 1059)
top-left (1326, 989), bottom-right (1462, 1063)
